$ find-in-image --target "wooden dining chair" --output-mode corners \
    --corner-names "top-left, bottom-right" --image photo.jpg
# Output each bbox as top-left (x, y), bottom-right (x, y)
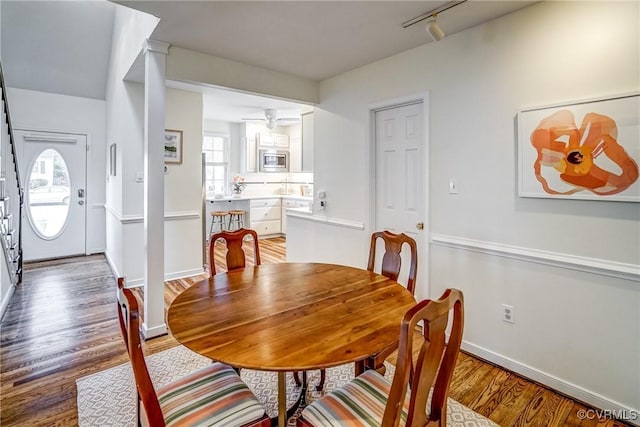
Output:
top-left (206, 228), bottom-right (261, 275)
top-left (368, 230), bottom-right (418, 294)
top-left (297, 288), bottom-right (464, 427)
top-left (305, 230), bottom-right (418, 391)
top-left (365, 230), bottom-right (418, 373)
top-left (116, 278), bottom-right (270, 427)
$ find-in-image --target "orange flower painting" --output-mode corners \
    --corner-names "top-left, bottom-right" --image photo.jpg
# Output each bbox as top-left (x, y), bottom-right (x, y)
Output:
top-left (530, 110), bottom-right (639, 196)
top-left (518, 94), bottom-right (639, 201)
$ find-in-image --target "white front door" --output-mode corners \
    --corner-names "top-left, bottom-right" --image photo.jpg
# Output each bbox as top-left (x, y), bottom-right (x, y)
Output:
top-left (374, 102), bottom-right (426, 297)
top-left (15, 130), bottom-right (87, 261)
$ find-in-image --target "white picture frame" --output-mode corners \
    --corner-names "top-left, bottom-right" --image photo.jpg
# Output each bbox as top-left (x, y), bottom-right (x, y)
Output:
top-left (164, 129), bottom-right (183, 164)
top-left (517, 93), bottom-right (639, 202)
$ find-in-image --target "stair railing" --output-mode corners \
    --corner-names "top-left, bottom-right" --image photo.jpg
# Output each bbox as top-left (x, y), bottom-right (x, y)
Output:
top-left (0, 61), bottom-right (24, 286)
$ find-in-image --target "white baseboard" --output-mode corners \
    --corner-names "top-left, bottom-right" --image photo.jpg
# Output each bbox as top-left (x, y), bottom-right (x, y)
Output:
top-left (124, 278), bottom-right (145, 287)
top-left (120, 268), bottom-right (206, 289)
top-left (105, 248), bottom-right (204, 287)
top-left (164, 268), bottom-right (205, 281)
top-left (0, 284), bottom-right (16, 321)
top-left (104, 251), bottom-right (121, 281)
top-left (141, 322), bottom-right (167, 339)
top-left (463, 340), bottom-right (640, 422)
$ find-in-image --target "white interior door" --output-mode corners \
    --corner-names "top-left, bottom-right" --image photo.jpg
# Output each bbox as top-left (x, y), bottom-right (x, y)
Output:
top-left (374, 102), bottom-right (426, 296)
top-left (15, 130), bottom-right (87, 261)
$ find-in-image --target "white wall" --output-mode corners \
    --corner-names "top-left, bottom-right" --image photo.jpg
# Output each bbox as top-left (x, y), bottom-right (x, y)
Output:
top-left (288, 1), bottom-right (639, 414)
top-left (163, 88), bottom-right (204, 278)
top-left (167, 46), bottom-right (318, 105)
top-left (106, 80), bottom-right (205, 283)
top-left (7, 87), bottom-right (107, 254)
top-left (104, 5), bottom-right (156, 282)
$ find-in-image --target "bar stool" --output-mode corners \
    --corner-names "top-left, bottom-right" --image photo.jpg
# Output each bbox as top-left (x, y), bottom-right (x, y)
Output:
top-left (209, 211), bottom-right (228, 237)
top-left (227, 210), bottom-right (245, 231)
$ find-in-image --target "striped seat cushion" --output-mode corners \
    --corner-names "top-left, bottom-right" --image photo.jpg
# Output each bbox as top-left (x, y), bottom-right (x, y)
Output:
top-left (157, 362), bottom-right (266, 427)
top-left (301, 369), bottom-right (409, 426)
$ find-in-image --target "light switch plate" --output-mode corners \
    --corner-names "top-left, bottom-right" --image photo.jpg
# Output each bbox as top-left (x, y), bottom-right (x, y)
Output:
top-left (448, 179), bottom-right (458, 194)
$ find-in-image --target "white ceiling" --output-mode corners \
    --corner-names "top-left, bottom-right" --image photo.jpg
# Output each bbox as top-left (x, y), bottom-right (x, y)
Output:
top-left (116, 1), bottom-right (536, 82)
top-left (1, 0), bottom-right (115, 100)
top-left (1, 1), bottom-right (536, 121)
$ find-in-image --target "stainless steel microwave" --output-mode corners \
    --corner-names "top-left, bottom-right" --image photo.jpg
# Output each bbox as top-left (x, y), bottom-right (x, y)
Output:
top-left (259, 150), bottom-right (289, 172)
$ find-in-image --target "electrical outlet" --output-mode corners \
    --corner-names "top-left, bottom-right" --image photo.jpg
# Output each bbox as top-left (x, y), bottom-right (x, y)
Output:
top-left (502, 304), bottom-right (514, 324)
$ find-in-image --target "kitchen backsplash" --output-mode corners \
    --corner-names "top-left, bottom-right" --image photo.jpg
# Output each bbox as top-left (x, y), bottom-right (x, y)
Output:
top-left (216, 172), bottom-right (313, 198)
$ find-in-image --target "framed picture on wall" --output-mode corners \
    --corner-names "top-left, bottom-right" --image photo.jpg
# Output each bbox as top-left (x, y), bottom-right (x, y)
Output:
top-left (164, 129), bottom-right (183, 164)
top-left (518, 93), bottom-right (639, 202)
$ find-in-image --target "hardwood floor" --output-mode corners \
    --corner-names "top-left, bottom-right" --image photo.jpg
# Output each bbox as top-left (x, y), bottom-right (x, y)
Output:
top-left (0, 237), bottom-right (629, 426)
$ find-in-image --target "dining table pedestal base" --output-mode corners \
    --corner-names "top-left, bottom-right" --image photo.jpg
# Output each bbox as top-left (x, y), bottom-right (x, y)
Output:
top-left (273, 371), bottom-right (308, 427)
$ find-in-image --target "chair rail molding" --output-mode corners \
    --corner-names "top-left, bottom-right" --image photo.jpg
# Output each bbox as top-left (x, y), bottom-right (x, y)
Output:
top-left (430, 233), bottom-right (639, 282)
top-left (104, 204), bottom-right (200, 224)
top-left (287, 211), bottom-right (364, 230)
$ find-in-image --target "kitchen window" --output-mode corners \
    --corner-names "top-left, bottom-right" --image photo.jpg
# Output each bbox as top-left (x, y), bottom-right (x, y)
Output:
top-left (203, 133), bottom-right (228, 195)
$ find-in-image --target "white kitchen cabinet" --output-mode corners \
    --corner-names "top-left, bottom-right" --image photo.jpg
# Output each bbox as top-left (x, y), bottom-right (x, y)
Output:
top-left (240, 122), bottom-right (258, 173)
top-left (258, 133), bottom-right (289, 149)
top-left (250, 198), bottom-right (282, 236)
top-left (289, 137), bottom-right (302, 172)
top-left (245, 136), bottom-right (257, 172)
top-left (275, 134), bottom-right (289, 148)
top-left (252, 220), bottom-right (281, 236)
top-left (301, 112), bottom-right (313, 172)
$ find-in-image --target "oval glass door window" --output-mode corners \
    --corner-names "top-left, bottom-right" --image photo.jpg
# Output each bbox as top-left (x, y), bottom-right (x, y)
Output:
top-left (27, 149), bottom-right (71, 238)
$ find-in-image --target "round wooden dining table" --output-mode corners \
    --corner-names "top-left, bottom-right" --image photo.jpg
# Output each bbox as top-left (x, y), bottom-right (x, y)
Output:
top-left (167, 262), bottom-right (416, 427)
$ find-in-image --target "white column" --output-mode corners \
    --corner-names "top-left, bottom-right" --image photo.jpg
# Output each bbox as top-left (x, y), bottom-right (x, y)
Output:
top-left (141, 39), bottom-right (169, 339)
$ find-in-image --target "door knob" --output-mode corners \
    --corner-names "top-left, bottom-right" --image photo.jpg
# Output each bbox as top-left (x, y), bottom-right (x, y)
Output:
top-left (416, 222), bottom-right (424, 230)
top-left (78, 200), bottom-right (85, 205)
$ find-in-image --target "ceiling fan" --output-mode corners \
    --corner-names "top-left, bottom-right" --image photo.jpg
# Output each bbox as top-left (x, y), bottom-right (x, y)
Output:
top-left (241, 109), bottom-right (300, 129)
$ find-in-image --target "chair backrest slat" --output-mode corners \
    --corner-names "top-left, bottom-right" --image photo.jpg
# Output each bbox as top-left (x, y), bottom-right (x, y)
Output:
top-left (208, 228), bottom-right (261, 275)
top-left (383, 288), bottom-right (464, 427)
top-left (367, 230), bottom-right (418, 294)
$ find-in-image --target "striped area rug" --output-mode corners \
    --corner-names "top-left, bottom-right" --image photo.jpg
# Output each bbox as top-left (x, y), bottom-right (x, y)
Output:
top-left (76, 345), bottom-right (499, 426)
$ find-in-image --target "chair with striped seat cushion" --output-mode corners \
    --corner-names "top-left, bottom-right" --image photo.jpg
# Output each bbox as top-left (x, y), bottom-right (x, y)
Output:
top-left (116, 278), bottom-right (270, 427)
top-left (297, 288), bottom-right (464, 427)
top-left (300, 369), bottom-right (409, 426)
top-left (157, 363), bottom-right (267, 426)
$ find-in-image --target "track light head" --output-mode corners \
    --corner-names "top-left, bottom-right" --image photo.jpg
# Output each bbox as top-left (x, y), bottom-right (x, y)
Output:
top-left (426, 15), bottom-right (445, 41)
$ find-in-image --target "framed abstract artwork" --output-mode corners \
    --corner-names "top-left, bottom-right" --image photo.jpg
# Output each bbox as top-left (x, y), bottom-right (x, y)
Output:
top-left (518, 93), bottom-right (639, 202)
top-left (164, 129), bottom-right (183, 164)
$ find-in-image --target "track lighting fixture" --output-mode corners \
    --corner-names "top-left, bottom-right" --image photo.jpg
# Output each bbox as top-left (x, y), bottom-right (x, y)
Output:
top-left (426, 15), bottom-right (445, 42)
top-left (402, 0), bottom-right (467, 42)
